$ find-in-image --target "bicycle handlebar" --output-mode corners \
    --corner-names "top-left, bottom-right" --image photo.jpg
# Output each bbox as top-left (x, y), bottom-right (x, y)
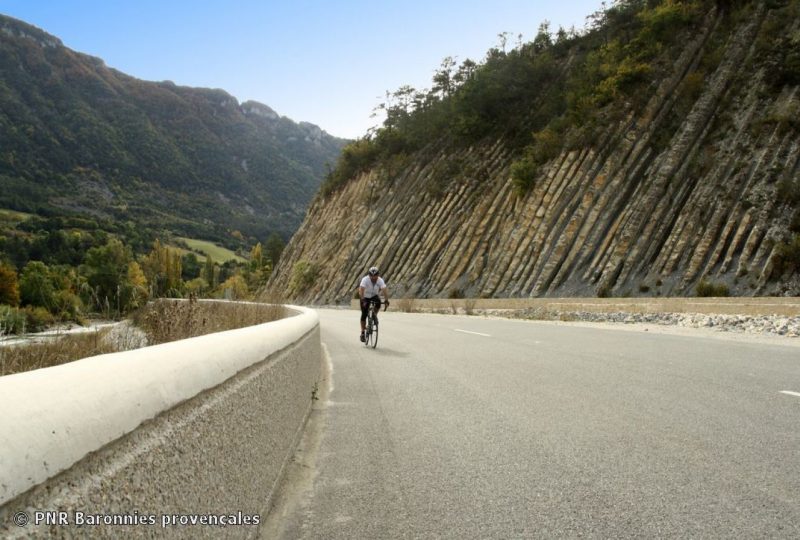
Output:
top-left (362, 298), bottom-right (389, 311)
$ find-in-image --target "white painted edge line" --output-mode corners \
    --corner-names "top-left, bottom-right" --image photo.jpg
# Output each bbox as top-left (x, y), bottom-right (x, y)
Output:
top-left (322, 342), bottom-right (334, 394)
top-left (454, 329), bottom-right (491, 337)
top-left (780, 391), bottom-right (800, 398)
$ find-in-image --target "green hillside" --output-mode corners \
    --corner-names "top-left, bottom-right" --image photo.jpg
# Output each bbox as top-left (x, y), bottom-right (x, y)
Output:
top-left (174, 237), bottom-right (246, 263)
top-left (0, 14), bottom-right (348, 246)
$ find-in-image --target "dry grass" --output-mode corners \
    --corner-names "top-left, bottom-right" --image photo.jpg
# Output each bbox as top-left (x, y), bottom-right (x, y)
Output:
top-left (396, 297), bottom-right (418, 313)
top-left (131, 298), bottom-right (287, 345)
top-left (464, 298), bottom-right (477, 315)
top-left (447, 298), bottom-right (478, 315)
top-left (0, 330), bottom-right (119, 377)
top-left (0, 299), bottom-right (288, 376)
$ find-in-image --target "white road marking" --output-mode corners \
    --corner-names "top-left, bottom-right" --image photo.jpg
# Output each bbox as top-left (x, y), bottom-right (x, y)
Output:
top-left (780, 391), bottom-right (800, 398)
top-left (454, 329), bottom-right (491, 337)
top-left (322, 343), bottom-right (334, 393)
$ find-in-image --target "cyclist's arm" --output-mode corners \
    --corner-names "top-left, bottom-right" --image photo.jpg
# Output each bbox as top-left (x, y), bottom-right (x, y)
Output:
top-left (358, 286), bottom-right (365, 301)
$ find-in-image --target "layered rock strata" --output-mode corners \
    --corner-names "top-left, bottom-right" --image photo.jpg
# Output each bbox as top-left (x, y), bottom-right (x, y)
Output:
top-left (269, 6), bottom-right (799, 303)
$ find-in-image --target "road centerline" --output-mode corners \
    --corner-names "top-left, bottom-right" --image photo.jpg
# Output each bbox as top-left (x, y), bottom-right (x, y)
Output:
top-left (453, 329), bottom-right (491, 337)
top-left (780, 390), bottom-right (800, 398)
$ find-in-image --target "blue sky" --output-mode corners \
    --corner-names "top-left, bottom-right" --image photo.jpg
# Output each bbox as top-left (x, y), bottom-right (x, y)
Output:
top-left (1, 1), bottom-right (604, 139)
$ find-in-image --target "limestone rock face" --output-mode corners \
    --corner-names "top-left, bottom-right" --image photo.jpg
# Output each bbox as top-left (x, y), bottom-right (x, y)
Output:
top-left (269, 5), bottom-right (800, 303)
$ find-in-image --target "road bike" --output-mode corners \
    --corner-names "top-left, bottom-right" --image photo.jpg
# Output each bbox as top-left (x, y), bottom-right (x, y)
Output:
top-left (364, 299), bottom-right (386, 349)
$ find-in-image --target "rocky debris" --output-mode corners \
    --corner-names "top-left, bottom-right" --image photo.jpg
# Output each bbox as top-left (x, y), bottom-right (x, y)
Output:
top-left (510, 309), bottom-right (800, 338)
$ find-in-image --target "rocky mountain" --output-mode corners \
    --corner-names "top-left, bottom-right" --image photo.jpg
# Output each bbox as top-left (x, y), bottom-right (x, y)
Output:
top-left (268, 0), bottom-right (800, 302)
top-left (0, 14), bottom-right (348, 244)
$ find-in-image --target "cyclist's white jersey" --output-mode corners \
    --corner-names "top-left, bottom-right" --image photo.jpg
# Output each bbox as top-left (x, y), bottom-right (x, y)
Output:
top-left (359, 276), bottom-right (386, 299)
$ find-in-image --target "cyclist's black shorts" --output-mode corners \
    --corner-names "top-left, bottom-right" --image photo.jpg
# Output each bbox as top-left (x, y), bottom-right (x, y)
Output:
top-left (360, 297), bottom-right (382, 322)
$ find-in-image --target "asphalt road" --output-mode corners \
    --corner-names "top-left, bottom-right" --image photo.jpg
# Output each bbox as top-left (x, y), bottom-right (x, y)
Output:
top-left (265, 309), bottom-right (800, 539)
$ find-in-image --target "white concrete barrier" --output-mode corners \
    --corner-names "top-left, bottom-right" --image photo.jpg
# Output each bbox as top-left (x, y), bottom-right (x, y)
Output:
top-left (0, 304), bottom-right (321, 538)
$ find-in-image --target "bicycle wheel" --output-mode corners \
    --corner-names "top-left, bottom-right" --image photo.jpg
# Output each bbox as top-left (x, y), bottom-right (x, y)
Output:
top-left (363, 309), bottom-right (373, 348)
top-left (367, 312), bottom-right (378, 348)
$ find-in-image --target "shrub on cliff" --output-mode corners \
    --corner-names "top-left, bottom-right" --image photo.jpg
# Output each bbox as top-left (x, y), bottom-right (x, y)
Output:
top-left (772, 235), bottom-right (800, 277)
top-left (696, 279), bottom-right (730, 297)
top-left (511, 158), bottom-right (539, 196)
top-left (289, 261), bottom-right (319, 296)
top-left (319, 138), bottom-right (380, 198)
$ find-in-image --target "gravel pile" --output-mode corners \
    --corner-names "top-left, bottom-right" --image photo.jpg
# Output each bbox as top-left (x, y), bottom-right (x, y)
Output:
top-left (513, 309), bottom-right (800, 338)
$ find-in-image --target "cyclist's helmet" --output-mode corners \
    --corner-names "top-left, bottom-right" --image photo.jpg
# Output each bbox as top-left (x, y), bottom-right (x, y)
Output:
top-left (368, 266), bottom-right (380, 276)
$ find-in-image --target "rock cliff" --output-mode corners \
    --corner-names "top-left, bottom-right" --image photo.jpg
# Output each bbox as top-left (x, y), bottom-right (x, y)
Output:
top-left (268, 1), bottom-right (800, 303)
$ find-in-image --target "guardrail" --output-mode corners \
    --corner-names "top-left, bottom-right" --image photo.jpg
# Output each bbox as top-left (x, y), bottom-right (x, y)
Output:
top-left (0, 304), bottom-right (321, 538)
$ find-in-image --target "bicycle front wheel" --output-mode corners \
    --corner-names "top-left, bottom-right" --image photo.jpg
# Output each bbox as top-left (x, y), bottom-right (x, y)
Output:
top-left (367, 315), bottom-right (378, 348)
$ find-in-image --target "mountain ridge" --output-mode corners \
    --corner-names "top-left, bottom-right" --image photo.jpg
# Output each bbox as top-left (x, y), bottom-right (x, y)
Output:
top-left (0, 13), bottom-right (348, 245)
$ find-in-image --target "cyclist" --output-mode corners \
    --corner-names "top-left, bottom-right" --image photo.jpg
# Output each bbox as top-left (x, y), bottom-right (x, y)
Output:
top-left (359, 266), bottom-right (389, 342)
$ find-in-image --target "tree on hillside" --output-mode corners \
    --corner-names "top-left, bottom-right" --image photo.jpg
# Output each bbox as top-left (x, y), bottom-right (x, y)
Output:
top-left (125, 261), bottom-right (149, 310)
top-left (181, 253), bottom-right (202, 281)
top-left (83, 238), bottom-right (134, 313)
top-left (533, 21), bottom-right (553, 53)
top-left (250, 242), bottom-right (263, 271)
top-left (380, 86), bottom-right (417, 131)
top-left (497, 32), bottom-right (512, 54)
top-left (141, 239), bottom-right (183, 297)
top-left (453, 59), bottom-right (478, 86)
top-left (264, 233), bottom-right (285, 267)
top-left (19, 261), bottom-right (56, 310)
top-left (49, 265), bottom-right (85, 320)
top-left (203, 255), bottom-right (217, 289)
top-left (0, 262), bottom-right (20, 306)
top-left (245, 241), bottom-right (274, 290)
top-left (220, 274), bottom-right (248, 300)
top-left (433, 56), bottom-right (457, 98)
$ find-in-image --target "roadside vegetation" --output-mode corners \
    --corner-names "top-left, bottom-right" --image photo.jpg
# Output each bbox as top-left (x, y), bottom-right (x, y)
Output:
top-left (0, 297), bottom-right (287, 377)
top-left (0, 210), bottom-right (286, 337)
top-left (131, 298), bottom-right (286, 345)
top-left (0, 330), bottom-right (119, 377)
top-left (0, 215), bottom-right (288, 375)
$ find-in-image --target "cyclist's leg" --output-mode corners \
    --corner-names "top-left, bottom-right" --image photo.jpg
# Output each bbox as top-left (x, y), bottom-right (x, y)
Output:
top-left (360, 299), bottom-right (368, 340)
top-left (371, 297), bottom-right (381, 324)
